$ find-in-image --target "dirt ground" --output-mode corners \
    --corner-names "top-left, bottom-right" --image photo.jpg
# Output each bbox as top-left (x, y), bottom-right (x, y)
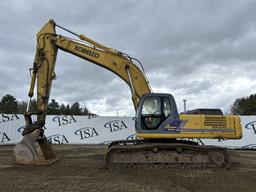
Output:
top-left (0, 145), bottom-right (256, 192)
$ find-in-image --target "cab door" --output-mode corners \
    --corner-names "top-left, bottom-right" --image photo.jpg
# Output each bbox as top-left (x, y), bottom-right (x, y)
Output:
top-left (135, 93), bottom-right (180, 134)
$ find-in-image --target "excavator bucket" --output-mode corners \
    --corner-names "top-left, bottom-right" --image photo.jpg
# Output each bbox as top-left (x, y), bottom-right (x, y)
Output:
top-left (13, 129), bottom-right (59, 165)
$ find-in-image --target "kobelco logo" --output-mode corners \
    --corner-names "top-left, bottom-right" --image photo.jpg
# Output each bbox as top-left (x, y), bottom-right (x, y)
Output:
top-left (104, 120), bottom-right (128, 133)
top-left (75, 45), bottom-right (100, 58)
top-left (0, 132), bottom-right (10, 143)
top-left (47, 134), bottom-right (69, 144)
top-left (52, 115), bottom-right (77, 127)
top-left (74, 127), bottom-right (99, 140)
top-left (0, 114), bottom-right (19, 124)
top-left (245, 121), bottom-right (256, 134)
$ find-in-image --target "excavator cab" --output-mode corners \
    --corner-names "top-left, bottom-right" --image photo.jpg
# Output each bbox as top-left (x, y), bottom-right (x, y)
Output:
top-left (136, 93), bottom-right (180, 135)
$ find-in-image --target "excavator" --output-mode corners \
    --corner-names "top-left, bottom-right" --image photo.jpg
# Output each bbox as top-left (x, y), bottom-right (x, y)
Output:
top-left (13, 20), bottom-right (242, 169)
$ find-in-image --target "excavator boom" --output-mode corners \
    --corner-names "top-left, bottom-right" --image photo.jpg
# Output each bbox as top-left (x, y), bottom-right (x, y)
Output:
top-left (13, 19), bottom-right (151, 165)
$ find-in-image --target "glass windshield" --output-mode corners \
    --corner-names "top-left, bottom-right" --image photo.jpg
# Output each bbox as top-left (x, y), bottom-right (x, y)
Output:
top-left (142, 97), bottom-right (161, 115)
top-left (163, 98), bottom-right (171, 117)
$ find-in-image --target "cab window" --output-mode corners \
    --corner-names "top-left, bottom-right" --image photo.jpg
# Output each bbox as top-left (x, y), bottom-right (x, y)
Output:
top-left (163, 98), bottom-right (171, 117)
top-left (142, 97), bottom-right (161, 115)
top-left (141, 97), bottom-right (161, 130)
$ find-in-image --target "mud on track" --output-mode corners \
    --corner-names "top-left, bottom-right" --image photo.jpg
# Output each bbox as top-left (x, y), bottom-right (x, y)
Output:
top-left (0, 145), bottom-right (256, 192)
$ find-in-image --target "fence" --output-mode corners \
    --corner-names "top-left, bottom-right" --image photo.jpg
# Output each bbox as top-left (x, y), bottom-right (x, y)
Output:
top-left (0, 114), bottom-right (255, 148)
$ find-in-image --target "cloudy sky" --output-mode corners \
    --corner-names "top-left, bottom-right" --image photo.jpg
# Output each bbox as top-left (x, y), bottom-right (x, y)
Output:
top-left (0, 0), bottom-right (256, 116)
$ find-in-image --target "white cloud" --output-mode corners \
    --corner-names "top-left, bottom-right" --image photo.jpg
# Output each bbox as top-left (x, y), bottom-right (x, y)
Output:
top-left (0, 0), bottom-right (255, 116)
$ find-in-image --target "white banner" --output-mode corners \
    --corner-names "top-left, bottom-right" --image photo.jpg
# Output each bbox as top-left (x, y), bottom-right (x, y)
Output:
top-left (0, 114), bottom-right (255, 148)
top-left (203, 116), bottom-right (256, 148)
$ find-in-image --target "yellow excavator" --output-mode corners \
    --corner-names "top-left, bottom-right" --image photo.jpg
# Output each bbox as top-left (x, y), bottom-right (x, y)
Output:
top-left (14, 20), bottom-right (242, 168)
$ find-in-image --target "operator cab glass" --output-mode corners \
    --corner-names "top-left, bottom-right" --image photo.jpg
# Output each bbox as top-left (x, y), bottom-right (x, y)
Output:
top-left (137, 94), bottom-right (178, 131)
top-left (141, 97), bottom-right (162, 129)
top-left (136, 93), bottom-right (179, 133)
top-left (163, 98), bottom-right (171, 117)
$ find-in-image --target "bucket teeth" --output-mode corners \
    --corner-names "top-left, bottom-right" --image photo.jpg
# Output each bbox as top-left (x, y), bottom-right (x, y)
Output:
top-left (13, 130), bottom-right (58, 165)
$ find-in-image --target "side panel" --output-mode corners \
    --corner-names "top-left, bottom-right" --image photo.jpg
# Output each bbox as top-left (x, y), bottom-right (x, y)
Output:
top-left (137, 114), bottom-right (242, 139)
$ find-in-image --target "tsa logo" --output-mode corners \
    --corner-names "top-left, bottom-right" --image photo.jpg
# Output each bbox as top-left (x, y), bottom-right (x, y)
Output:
top-left (17, 125), bottom-right (26, 133)
top-left (245, 121), bottom-right (256, 134)
top-left (104, 120), bottom-right (128, 133)
top-left (0, 114), bottom-right (20, 123)
top-left (126, 134), bottom-right (138, 140)
top-left (99, 141), bottom-right (112, 145)
top-left (0, 132), bottom-right (10, 143)
top-left (47, 134), bottom-right (69, 144)
top-left (17, 125), bottom-right (43, 134)
top-left (52, 115), bottom-right (77, 127)
top-left (74, 127), bottom-right (99, 140)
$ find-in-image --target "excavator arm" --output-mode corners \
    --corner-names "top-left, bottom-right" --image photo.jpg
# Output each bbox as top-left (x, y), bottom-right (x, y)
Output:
top-left (30, 19), bottom-right (151, 114)
top-left (24, 19), bottom-right (151, 135)
top-left (55, 34), bottom-right (152, 108)
top-left (14, 19), bottom-right (151, 165)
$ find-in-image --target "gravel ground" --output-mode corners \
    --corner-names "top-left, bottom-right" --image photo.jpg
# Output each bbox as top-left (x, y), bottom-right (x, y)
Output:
top-left (0, 145), bottom-right (256, 192)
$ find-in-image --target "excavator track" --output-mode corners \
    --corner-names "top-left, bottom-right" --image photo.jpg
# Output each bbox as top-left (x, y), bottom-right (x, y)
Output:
top-left (105, 140), bottom-right (231, 170)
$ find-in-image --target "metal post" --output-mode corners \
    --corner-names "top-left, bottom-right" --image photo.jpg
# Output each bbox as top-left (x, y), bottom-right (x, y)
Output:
top-left (26, 97), bottom-right (32, 113)
top-left (183, 99), bottom-right (187, 112)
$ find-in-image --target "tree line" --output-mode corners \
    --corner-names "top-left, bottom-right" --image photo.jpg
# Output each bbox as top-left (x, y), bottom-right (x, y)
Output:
top-left (0, 94), bottom-right (95, 116)
top-left (231, 93), bottom-right (256, 115)
top-left (0, 93), bottom-right (255, 115)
